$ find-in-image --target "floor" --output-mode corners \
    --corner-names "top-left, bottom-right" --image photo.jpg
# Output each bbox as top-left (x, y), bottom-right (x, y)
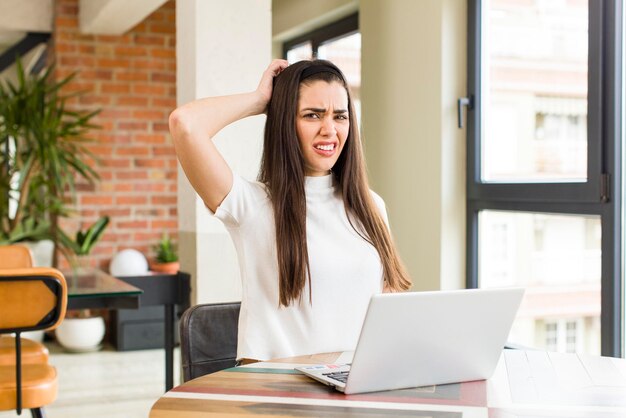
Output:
top-left (0, 342), bottom-right (180, 418)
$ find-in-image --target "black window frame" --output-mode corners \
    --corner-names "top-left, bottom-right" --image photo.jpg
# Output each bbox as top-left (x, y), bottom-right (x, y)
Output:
top-left (282, 13), bottom-right (358, 59)
top-left (465, 0), bottom-right (623, 357)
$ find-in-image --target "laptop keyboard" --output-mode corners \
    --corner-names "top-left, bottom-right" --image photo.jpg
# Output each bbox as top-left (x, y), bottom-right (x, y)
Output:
top-left (323, 370), bottom-right (349, 384)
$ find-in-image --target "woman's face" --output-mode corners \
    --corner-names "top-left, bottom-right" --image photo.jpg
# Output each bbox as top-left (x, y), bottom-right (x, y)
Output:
top-left (296, 80), bottom-right (350, 177)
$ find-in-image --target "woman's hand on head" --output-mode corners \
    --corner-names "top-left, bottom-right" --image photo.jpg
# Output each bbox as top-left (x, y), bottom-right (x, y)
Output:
top-left (254, 59), bottom-right (289, 114)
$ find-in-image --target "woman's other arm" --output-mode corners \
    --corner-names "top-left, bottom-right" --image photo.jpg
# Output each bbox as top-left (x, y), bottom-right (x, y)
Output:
top-left (168, 59), bottom-right (288, 212)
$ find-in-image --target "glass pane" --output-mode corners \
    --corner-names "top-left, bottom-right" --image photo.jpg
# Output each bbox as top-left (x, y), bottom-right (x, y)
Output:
top-left (318, 32), bottom-right (361, 118)
top-left (478, 210), bottom-right (600, 355)
top-left (482, 0), bottom-right (588, 182)
top-left (286, 42), bottom-right (313, 63)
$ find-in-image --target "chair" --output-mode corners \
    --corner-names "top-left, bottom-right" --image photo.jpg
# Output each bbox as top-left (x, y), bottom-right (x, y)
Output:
top-left (179, 302), bottom-right (240, 382)
top-left (0, 267), bottom-right (67, 417)
top-left (0, 245), bottom-right (50, 367)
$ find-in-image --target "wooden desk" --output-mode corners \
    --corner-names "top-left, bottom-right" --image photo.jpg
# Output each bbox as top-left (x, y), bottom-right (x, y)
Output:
top-left (150, 350), bottom-right (626, 417)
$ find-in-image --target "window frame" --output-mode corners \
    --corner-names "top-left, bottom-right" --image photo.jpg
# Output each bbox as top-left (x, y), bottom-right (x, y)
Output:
top-left (465, 0), bottom-right (623, 357)
top-left (282, 13), bottom-right (358, 59)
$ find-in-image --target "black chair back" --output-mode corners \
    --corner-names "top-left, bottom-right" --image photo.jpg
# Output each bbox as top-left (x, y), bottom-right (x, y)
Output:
top-left (179, 302), bottom-right (240, 381)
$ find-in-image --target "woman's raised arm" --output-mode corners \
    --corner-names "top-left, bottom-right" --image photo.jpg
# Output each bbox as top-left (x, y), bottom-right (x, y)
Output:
top-left (168, 59), bottom-right (288, 212)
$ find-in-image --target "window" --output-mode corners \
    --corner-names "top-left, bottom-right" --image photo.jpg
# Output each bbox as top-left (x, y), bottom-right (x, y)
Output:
top-left (543, 319), bottom-right (585, 353)
top-left (283, 14), bottom-right (361, 116)
top-left (466, 0), bottom-right (622, 356)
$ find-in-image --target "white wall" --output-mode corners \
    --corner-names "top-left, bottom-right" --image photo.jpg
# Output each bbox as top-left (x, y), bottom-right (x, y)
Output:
top-left (176, 0), bottom-right (271, 304)
top-left (360, 0), bottom-right (466, 290)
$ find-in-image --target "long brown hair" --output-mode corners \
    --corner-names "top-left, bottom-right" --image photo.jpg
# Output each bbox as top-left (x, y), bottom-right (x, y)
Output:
top-left (258, 60), bottom-right (411, 307)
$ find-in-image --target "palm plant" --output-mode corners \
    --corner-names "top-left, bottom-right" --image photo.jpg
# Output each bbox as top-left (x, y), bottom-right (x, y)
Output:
top-left (0, 58), bottom-right (101, 265)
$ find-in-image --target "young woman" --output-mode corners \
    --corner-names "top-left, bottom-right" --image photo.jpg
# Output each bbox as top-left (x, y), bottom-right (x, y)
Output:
top-left (169, 59), bottom-right (411, 361)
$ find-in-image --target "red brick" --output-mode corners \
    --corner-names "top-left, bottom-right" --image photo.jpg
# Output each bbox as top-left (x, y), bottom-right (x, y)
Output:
top-left (116, 195), bottom-right (148, 205)
top-left (135, 35), bottom-right (165, 46)
top-left (80, 96), bottom-right (112, 106)
top-left (101, 158), bottom-right (131, 168)
top-left (116, 146), bottom-right (151, 156)
top-left (149, 23), bottom-right (175, 34)
top-left (136, 134), bottom-right (165, 144)
top-left (101, 83), bottom-right (131, 94)
top-left (151, 72), bottom-right (175, 83)
top-left (152, 196), bottom-right (176, 205)
top-left (81, 195), bottom-right (114, 205)
top-left (86, 145), bottom-right (113, 155)
top-left (116, 72), bottom-right (148, 82)
top-left (133, 110), bottom-right (165, 120)
top-left (99, 109), bottom-right (132, 119)
top-left (153, 122), bottom-right (170, 132)
top-left (135, 207), bottom-right (166, 218)
top-left (153, 145), bottom-right (174, 156)
top-left (135, 60), bottom-right (166, 70)
top-left (152, 98), bottom-right (176, 108)
top-left (78, 44), bottom-right (96, 54)
top-left (134, 232), bottom-right (163, 241)
top-left (133, 84), bottom-right (166, 95)
top-left (116, 97), bottom-right (149, 107)
top-left (115, 171), bottom-right (148, 180)
top-left (114, 46), bottom-right (148, 57)
top-left (118, 122), bottom-right (148, 131)
top-left (151, 220), bottom-right (178, 229)
top-left (102, 208), bottom-right (131, 218)
top-left (117, 220), bottom-right (149, 229)
top-left (60, 56), bottom-right (96, 67)
top-left (135, 158), bottom-right (165, 168)
top-left (97, 58), bottom-right (130, 68)
top-left (57, 17), bottom-right (78, 28)
top-left (134, 183), bottom-right (166, 192)
top-left (150, 48), bottom-right (175, 59)
top-left (56, 43), bottom-right (76, 53)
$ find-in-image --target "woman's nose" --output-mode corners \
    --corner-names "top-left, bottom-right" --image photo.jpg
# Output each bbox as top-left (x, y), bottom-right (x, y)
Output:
top-left (320, 116), bottom-right (336, 136)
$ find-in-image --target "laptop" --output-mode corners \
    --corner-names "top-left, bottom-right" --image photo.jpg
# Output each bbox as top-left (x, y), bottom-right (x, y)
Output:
top-left (296, 287), bottom-right (524, 394)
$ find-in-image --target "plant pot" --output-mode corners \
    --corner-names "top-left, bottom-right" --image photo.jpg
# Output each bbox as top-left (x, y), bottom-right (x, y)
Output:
top-left (55, 316), bottom-right (105, 352)
top-left (150, 261), bottom-right (180, 274)
top-left (22, 240), bottom-right (54, 267)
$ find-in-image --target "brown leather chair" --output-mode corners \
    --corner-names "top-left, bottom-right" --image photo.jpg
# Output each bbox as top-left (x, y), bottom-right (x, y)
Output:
top-left (0, 268), bottom-right (67, 417)
top-left (179, 302), bottom-right (240, 381)
top-left (0, 245), bottom-right (50, 367)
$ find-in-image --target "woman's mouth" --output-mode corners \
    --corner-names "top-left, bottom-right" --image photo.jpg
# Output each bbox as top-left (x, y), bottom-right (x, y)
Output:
top-left (314, 143), bottom-right (336, 156)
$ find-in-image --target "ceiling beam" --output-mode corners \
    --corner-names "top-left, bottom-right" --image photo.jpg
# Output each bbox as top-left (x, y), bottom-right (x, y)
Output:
top-left (79, 0), bottom-right (168, 35)
top-left (0, 0), bottom-right (53, 33)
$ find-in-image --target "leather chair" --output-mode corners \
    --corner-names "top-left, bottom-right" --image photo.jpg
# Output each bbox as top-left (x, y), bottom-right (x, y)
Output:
top-left (0, 245), bottom-right (50, 367)
top-left (0, 268), bottom-right (67, 417)
top-left (179, 302), bottom-right (240, 382)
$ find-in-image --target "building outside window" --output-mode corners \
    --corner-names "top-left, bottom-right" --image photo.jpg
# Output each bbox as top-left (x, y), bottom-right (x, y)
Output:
top-left (466, 0), bottom-right (621, 356)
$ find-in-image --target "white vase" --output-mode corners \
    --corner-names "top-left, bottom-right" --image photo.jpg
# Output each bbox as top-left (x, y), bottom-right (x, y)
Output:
top-left (55, 317), bottom-right (106, 352)
top-left (22, 239), bottom-right (55, 267)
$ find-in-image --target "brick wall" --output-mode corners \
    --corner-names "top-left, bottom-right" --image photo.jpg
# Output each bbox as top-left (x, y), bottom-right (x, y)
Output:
top-left (53, 0), bottom-right (177, 270)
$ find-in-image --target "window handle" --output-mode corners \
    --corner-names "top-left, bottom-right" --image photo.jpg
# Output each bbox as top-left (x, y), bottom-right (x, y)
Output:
top-left (457, 95), bottom-right (474, 129)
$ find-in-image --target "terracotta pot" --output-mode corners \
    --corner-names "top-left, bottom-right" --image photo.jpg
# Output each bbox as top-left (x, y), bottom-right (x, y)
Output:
top-left (150, 261), bottom-right (180, 274)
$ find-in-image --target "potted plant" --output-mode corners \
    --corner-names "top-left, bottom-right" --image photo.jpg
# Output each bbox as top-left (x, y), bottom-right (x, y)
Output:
top-left (58, 215), bottom-right (110, 271)
top-left (150, 233), bottom-right (180, 274)
top-left (0, 58), bottom-right (101, 267)
top-left (55, 216), bottom-right (109, 352)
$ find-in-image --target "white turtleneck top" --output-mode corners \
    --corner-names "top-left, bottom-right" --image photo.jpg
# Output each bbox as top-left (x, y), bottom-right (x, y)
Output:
top-left (214, 173), bottom-right (387, 361)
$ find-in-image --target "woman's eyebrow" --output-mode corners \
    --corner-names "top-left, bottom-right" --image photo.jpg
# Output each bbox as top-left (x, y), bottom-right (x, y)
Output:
top-left (300, 107), bottom-right (348, 113)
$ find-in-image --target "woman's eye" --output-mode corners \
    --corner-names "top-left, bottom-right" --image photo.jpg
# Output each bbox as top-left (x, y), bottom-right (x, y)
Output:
top-left (335, 114), bottom-right (349, 120)
top-left (303, 113), bottom-right (320, 119)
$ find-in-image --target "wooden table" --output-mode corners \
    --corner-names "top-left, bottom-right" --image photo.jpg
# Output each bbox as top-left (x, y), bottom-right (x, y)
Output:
top-left (150, 350), bottom-right (626, 417)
